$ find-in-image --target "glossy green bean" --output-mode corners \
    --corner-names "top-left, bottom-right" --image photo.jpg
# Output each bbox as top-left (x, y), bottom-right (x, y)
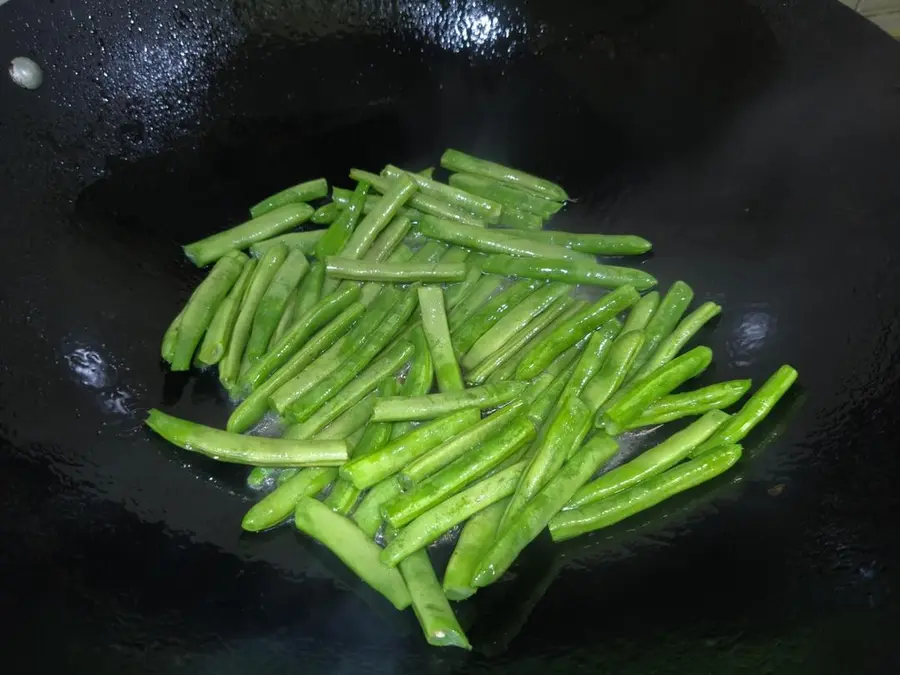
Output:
top-left (550, 443), bottom-right (742, 541)
top-left (145, 409), bottom-right (348, 466)
top-left (622, 291), bottom-right (660, 333)
top-left (382, 164), bottom-right (501, 224)
top-left (311, 201), bottom-right (341, 225)
top-left (559, 319), bottom-right (622, 400)
top-left (516, 285), bottom-right (640, 380)
top-left (448, 172), bottom-right (563, 219)
top-left (446, 275), bottom-right (505, 331)
top-left (452, 279), bottom-right (541, 355)
top-left (524, 353), bottom-right (582, 426)
top-left (513, 230), bottom-right (652, 256)
top-left (581, 330), bottom-right (645, 412)
top-left (473, 433), bottom-right (619, 584)
top-left (442, 498), bottom-right (508, 600)
top-left (444, 261), bottom-right (483, 310)
top-left (498, 208), bottom-right (543, 230)
top-left (440, 149), bottom-right (568, 202)
top-left (161, 309), bottom-right (183, 363)
top-left (249, 230), bottom-right (324, 257)
top-left (195, 257), bottom-right (256, 366)
top-left (340, 174), bottom-right (416, 260)
top-left (627, 379), bottom-right (752, 429)
top-left (629, 281), bottom-right (693, 375)
top-left (325, 258), bottom-right (467, 283)
top-left (249, 178), bottom-right (327, 218)
top-left (480, 254), bottom-right (657, 291)
top-left (270, 294), bottom-right (298, 348)
top-left (359, 242), bottom-right (414, 306)
top-left (289, 261), bottom-right (326, 323)
top-left (352, 478), bottom-right (403, 537)
top-left (371, 381), bottom-right (526, 423)
top-left (417, 286), bottom-right (466, 393)
top-left (566, 409), bottom-right (729, 509)
top-left (418, 218), bottom-right (590, 261)
top-left (316, 179), bottom-right (369, 260)
top-left (184, 203), bottom-right (313, 267)
top-left (390, 328), bottom-right (434, 439)
top-left (242, 467), bottom-right (337, 531)
top-left (692, 365), bottom-right (798, 456)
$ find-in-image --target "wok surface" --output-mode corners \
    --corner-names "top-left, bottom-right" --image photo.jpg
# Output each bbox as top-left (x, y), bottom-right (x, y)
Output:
top-left (2, 0), bottom-right (900, 672)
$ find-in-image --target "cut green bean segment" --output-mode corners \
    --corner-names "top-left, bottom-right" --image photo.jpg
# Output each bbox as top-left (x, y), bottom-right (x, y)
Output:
top-left (462, 282), bottom-right (569, 371)
top-left (444, 262), bottom-right (482, 310)
top-left (249, 230), bottom-right (324, 257)
top-left (622, 291), bottom-right (660, 333)
top-left (351, 169), bottom-right (486, 228)
top-left (442, 498), bottom-right (508, 600)
top-left (249, 178), bottom-right (327, 219)
top-left (380, 461), bottom-right (527, 567)
top-left (227, 302), bottom-right (365, 433)
top-left (399, 400), bottom-right (526, 488)
top-left (391, 328), bottom-right (434, 439)
top-left (317, 179), bottom-right (369, 261)
top-left (362, 215), bottom-right (413, 265)
top-left (184, 203), bottom-right (313, 267)
top-left (245, 249), bottom-right (310, 363)
top-left (145, 409), bottom-right (348, 467)
top-left (627, 379), bottom-right (753, 429)
top-left (242, 467), bottom-right (337, 532)
top-left (383, 416), bottom-right (535, 528)
top-left (448, 172), bottom-right (563, 219)
top-left (169, 251), bottom-right (247, 370)
top-left (499, 207), bottom-right (543, 230)
top-left (359, 242), bottom-right (414, 306)
top-left (474, 433), bottom-right (619, 585)
top-left (294, 497), bottom-right (411, 609)
top-left (371, 381), bottom-right (526, 423)
top-left (417, 286), bottom-right (466, 393)
top-left (313, 397), bottom-right (376, 441)
top-left (629, 281), bottom-right (693, 374)
top-left (325, 258), bottom-right (467, 283)
top-left (630, 301), bottom-right (722, 383)
top-left (480, 254), bottom-right (657, 291)
top-left (447, 274), bottom-right (506, 330)
top-left (567, 410), bottom-right (729, 510)
top-left (291, 261), bottom-right (326, 322)
top-left (516, 285), bottom-right (640, 380)
top-left (600, 345), bottom-right (713, 434)
top-left (341, 174), bottom-right (416, 260)
top-left (524, 354), bottom-right (582, 426)
top-left (161, 309), bottom-right (183, 363)
top-left (353, 478), bottom-right (403, 537)
top-left (692, 365), bottom-right (798, 456)
top-left (311, 201), bottom-right (341, 225)
top-left (551, 443), bottom-right (742, 541)
top-left (581, 330), bottom-right (646, 412)
top-left (270, 294), bottom-right (297, 348)
top-left (513, 230), bottom-right (652, 256)
top-left (383, 164), bottom-right (501, 224)
top-left (418, 218), bottom-right (590, 262)
top-left (340, 410), bottom-right (477, 489)
top-left (440, 149), bottom-right (569, 202)
top-left (195, 257), bottom-right (256, 366)
top-left (453, 279), bottom-right (541, 355)
top-left (559, 319), bottom-right (622, 400)
top-left (499, 396), bottom-right (592, 531)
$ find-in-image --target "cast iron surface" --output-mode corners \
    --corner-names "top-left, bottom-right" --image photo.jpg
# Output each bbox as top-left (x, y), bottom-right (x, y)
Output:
top-left (2, 0), bottom-right (900, 672)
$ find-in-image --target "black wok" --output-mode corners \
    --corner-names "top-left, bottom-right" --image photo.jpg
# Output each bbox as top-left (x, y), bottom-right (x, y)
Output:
top-left (2, 0), bottom-right (900, 672)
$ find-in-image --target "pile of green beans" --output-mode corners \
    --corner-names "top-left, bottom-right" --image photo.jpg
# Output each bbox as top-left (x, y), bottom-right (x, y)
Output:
top-left (147, 149), bottom-right (799, 650)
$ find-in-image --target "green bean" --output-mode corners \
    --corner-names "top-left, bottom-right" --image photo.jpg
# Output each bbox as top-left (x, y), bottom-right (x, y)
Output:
top-left (362, 215), bottom-right (413, 264)
top-left (269, 294), bottom-right (297, 348)
top-left (270, 418), bottom-right (368, 488)
top-left (161, 309), bottom-right (183, 363)
top-left (513, 230), bottom-right (652, 256)
top-left (316, 180), bottom-right (369, 260)
top-left (353, 478), bottom-right (403, 537)
top-left (332, 186), bottom-right (393, 216)
top-left (242, 467), bottom-right (337, 532)
top-left (550, 443), bottom-right (742, 542)
top-left (627, 379), bottom-right (753, 429)
top-left (195, 257), bottom-right (256, 366)
top-left (371, 381), bottom-right (526, 423)
top-left (418, 166), bottom-right (435, 179)
top-left (447, 172), bottom-right (563, 219)
top-left (499, 396), bottom-right (593, 531)
top-left (516, 285), bottom-right (640, 380)
top-left (324, 258), bottom-right (467, 283)
top-left (340, 410), bottom-right (477, 489)
top-left (184, 204), bottom-right (313, 267)
top-left (417, 286), bottom-right (466, 393)
top-left (170, 251), bottom-right (248, 371)
top-left (340, 174), bottom-right (416, 260)
top-left (474, 433), bottom-right (619, 584)
top-left (498, 208), bottom-right (543, 230)
top-left (294, 497), bottom-right (411, 609)
top-left (462, 282), bottom-right (570, 371)
top-left (380, 461), bottom-right (527, 567)
top-left (227, 302), bottom-right (365, 433)
top-left (524, 354), bottom-right (582, 426)
top-left (692, 366), bottom-right (798, 456)
top-left (351, 169), bottom-right (486, 228)
top-left (391, 328), bottom-right (434, 439)
top-left (244, 249), bottom-right (310, 363)
top-left (218, 244), bottom-right (287, 389)
top-left (567, 409), bottom-right (729, 510)
top-left (399, 400), bottom-right (527, 488)
top-left (630, 301), bottom-right (722, 383)
top-left (359, 242), bottom-right (414, 306)
top-left (629, 281), bottom-right (693, 374)
top-left (600, 346), bottom-right (713, 434)
top-left (622, 291), bottom-right (660, 333)
top-left (480, 254), bottom-right (657, 291)
top-left (440, 149), bottom-right (568, 202)
top-left (442, 498), bottom-right (508, 600)
top-left (581, 330), bottom-right (646, 412)
top-left (446, 274), bottom-right (506, 329)
top-left (284, 341), bottom-right (413, 440)
top-left (249, 230), bottom-right (324, 257)
top-left (290, 261), bottom-right (326, 324)
top-left (383, 416), bottom-right (535, 528)
top-left (452, 279), bottom-right (541, 355)
top-left (249, 178), bottom-right (327, 218)
top-left (382, 164), bottom-right (501, 224)
top-left (145, 409), bottom-right (348, 466)
top-left (311, 201), bottom-right (341, 225)
top-left (559, 319), bottom-right (622, 400)
top-left (418, 218), bottom-right (590, 262)
top-left (444, 258), bottom-right (483, 310)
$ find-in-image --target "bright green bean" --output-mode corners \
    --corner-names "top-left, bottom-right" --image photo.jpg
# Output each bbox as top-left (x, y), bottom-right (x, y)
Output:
top-left (352, 478), bottom-right (403, 537)
top-left (340, 174), bottom-right (416, 260)
top-left (498, 207), bottom-right (543, 230)
top-left (383, 164), bottom-right (501, 224)
top-left (442, 498), bottom-right (508, 600)
top-left (290, 261), bottom-right (326, 323)
top-left (359, 242), bottom-right (414, 306)
top-left (446, 275), bottom-right (505, 331)
top-left (480, 254), bottom-right (657, 291)
top-left (622, 291), bottom-right (660, 333)
top-left (195, 257), bottom-right (256, 366)
top-left (245, 249), bottom-right (310, 363)
top-left (316, 179), bottom-right (369, 260)
top-left (390, 328), bottom-right (434, 439)
top-left (567, 409), bottom-right (729, 509)
top-left (311, 201), bottom-right (341, 225)
top-left (550, 443), bottom-right (742, 541)
top-left (184, 203), bottom-right (313, 267)
top-left (627, 379), bottom-right (752, 429)
top-left (444, 261), bottom-right (483, 310)
top-left (270, 294), bottom-right (298, 348)
top-left (249, 178), bottom-right (327, 218)
top-left (325, 258), bottom-right (466, 283)
top-left (161, 309), bottom-right (183, 363)
top-left (448, 172), bottom-right (562, 219)
top-left (513, 229), bottom-right (652, 256)
top-left (629, 281), bottom-right (693, 375)
top-left (452, 279), bottom-right (541, 355)
top-left (370, 381), bottom-right (526, 423)
top-left (417, 286), bottom-right (466, 393)
top-left (249, 230), bottom-right (324, 257)
top-left (524, 353), bottom-right (582, 426)
top-left (581, 330), bottom-right (645, 412)
top-left (242, 467), bottom-right (337, 532)
top-left (440, 149), bottom-right (568, 202)
top-left (559, 319), bottom-right (622, 400)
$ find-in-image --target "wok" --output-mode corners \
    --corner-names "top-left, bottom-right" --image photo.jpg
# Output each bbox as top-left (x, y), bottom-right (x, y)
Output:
top-left (2, 0), bottom-right (900, 672)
